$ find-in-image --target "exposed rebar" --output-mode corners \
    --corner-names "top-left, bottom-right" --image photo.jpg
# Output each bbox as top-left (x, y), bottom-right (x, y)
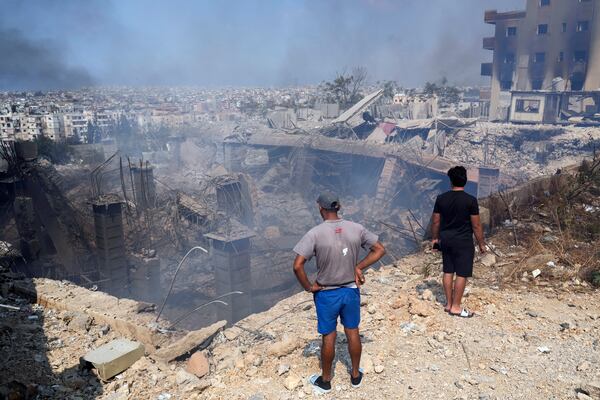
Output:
top-left (167, 290), bottom-right (244, 328)
top-left (155, 245), bottom-right (209, 322)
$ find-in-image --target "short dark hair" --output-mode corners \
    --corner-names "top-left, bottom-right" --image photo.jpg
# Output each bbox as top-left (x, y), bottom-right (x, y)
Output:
top-left (448, 166), bottom-right (467, 187)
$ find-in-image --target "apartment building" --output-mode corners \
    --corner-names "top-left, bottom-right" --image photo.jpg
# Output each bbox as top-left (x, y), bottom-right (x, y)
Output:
top-left (62, 112), bottom-right (89, 140)
top-left (0, 114), bottom-right (14, 140)
top-left (41, 114), bottom-right (64, 141)
top-left (483, 0), bottom-right (600, 121)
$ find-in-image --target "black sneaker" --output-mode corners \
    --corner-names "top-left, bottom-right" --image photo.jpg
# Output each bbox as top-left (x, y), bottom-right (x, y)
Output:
top-left (308, 374), bottom-right (332, 394)
top-left (350, 368), bottom-right (364, 388)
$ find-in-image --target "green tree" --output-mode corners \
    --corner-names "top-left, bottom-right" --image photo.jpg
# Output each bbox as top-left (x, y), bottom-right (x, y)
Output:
top-left (422, 77), bottom-right (461, 106)
top-left (86, 121), bottom-right (102, 144)
top-left (382, 80), bottom-right (399, 100)
top-left (320, 67), bottom-right (368, 107)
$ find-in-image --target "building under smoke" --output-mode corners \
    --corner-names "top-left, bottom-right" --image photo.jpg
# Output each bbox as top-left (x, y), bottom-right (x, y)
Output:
top-left (482, 0), bottom-right (600, 122)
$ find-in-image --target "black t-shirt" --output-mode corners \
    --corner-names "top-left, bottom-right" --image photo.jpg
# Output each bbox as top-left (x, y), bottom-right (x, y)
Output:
top-left (433, 190), bottom-right (479, 245)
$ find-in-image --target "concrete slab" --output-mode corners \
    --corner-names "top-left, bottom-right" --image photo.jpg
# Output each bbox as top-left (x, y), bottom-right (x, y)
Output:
top-left (83, 339), bottom-right (145, 380)
top-left (154, 320), bottom-right (226, 362)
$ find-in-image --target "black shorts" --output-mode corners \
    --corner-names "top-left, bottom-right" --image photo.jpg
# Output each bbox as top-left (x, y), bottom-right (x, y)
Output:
top-left (441, 243), bottom-right (475, 278)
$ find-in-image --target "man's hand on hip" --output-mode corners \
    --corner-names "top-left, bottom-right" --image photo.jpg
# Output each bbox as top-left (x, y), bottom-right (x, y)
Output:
top-left (309, 282), bottom-right (323, 293)
top-left (355, 267), bottom-right (365, 288)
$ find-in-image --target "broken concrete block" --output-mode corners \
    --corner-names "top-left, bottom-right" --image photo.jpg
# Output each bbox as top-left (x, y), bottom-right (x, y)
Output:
top-left (186, 352), bottom-right (210, 378)
top-left (69, 313), bottom-right (92, 331)
top-left (83, 339), bottom-right (145, 380)
top-left (154, 320), bottom-right (226, 362)
top-left (267, 335), bottom-right (300, 358)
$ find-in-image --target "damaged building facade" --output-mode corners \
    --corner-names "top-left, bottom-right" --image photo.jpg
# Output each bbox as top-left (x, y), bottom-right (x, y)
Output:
top-left (483, 0), bottom-right (600, 122)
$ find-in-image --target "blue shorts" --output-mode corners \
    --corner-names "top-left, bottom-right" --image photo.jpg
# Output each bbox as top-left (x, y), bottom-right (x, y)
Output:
top-left (313, 287), bottom-right (361, 335)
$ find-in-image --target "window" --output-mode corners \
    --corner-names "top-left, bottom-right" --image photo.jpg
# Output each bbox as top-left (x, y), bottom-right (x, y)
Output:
top-left (574, 51), bottom-right (588, 62)
top-left (577, 21), bottom-right (589, 32)
top-left (534, 52), bottom-right (546, 63)
top-left (540, 0), bottom-right (550, 5)
top-left (506, 27), bottom-right (517, 36)
top-left (562, 22), bottom-right (567, 32)
top-left (504, 53), bottom-right (515, 64)
top-left (516, 99), bottom-right (541, 113)
top-left (558, 51), bottom-right (564, 62)
top-left (500, 80), bottom-right (513, 90)
top-left (537, 24), bottom-right (548, 35)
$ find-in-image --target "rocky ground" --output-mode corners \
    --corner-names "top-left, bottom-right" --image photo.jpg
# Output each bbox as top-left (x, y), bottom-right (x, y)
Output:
top-left (2, 158), bottom-right (600, 400)
top-left (2, 239), bottom-right (599, 399)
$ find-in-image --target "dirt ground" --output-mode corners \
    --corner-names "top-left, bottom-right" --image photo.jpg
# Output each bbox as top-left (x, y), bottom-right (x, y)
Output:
top-left (2, 243), bottom-right (599, 400)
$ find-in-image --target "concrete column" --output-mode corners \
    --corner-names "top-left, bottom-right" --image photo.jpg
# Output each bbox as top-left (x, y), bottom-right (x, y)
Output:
top-left (223, 143), bottom-right (246, 172)
top-left (205, 231), bottom-right (255, 324)
top-left (290, 147), bottom-right (315, 193)
top-left (216, 178), bottom-right (254, 227)
top-left (584, 1), bottom-right (600, 90)
top-left (93, 201), bottom-right (128, 295)
top-left (13, 196), bottom-right (40, 260)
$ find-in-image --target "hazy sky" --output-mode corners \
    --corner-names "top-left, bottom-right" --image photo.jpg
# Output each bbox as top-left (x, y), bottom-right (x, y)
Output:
top-left (0, 0), bottom-right (525, 90)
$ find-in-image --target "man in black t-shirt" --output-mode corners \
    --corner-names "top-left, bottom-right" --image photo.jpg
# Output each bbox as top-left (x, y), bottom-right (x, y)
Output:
top-left (431, 166), bottom-right (486, 318)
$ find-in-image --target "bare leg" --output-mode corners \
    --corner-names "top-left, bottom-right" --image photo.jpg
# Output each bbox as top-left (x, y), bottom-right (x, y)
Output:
top-left (321, 331), bottom-right (337, 381)
top-left (449, 276), bottom-right (468, 314)
top-left (344, 327), bottom-right (362, 378)
top-left (442, 273), bottom-right (454, 312)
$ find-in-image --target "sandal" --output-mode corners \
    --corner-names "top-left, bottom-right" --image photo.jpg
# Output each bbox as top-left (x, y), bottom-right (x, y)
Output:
top-left (449, 309), bottom-right (474, 318)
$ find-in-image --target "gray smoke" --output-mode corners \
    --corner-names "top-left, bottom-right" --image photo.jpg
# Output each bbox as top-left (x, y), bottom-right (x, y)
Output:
top-left (0, 0), bottom-right (525, 90)
top-left (0, 29), bottom-right (93, 91)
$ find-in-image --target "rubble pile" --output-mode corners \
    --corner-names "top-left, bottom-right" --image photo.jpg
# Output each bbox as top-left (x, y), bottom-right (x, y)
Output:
top-left (445, 122), bottom-right (600, 186)
top-left (2, 182), bottom-right (599, 399)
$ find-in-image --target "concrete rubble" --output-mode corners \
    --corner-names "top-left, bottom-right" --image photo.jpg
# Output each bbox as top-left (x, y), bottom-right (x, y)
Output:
top-left (83, 339), bottom-right (145, 381)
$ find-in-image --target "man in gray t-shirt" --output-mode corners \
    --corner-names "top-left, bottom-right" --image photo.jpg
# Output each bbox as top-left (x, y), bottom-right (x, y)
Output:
top-left (293, 191), bottom-right (386, 393)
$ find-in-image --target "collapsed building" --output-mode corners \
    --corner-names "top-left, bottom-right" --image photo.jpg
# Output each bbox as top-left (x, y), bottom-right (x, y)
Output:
top-left (0, 87), bottom-right (505, 335)
top-left (482, 0), bottom-right (600, 124)
top-left (2, 78), bottom-right (599, 340)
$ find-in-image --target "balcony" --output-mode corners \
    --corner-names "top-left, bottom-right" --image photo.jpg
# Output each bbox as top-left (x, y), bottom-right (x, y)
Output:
top-left (483, 37), bottom-right (495, 50)
top-left (485, 9), bottom-right (526, 24)
top-left (484, 10), bottom-right (497, 24)
top-left (481, 63), bottom-right (493, 77)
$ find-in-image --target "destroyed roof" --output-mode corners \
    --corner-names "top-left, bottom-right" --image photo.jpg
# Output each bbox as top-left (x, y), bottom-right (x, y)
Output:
top-left (226, 133), bottom-right (479, 183)
top-left (332, 89), bottom-right (384, 124)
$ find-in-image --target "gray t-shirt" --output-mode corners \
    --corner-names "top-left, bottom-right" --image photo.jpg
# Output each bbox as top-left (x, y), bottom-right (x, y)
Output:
top-left (293, 219), bottom-right (379, 287)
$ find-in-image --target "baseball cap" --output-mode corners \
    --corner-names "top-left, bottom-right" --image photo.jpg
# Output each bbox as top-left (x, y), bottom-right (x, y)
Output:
top-left (317, 191), bottom-right (340, 211)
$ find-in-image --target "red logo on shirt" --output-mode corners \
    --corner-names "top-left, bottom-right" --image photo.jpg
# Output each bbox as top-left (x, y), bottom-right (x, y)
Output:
top-left (335, 227), bottom-right (342, 234)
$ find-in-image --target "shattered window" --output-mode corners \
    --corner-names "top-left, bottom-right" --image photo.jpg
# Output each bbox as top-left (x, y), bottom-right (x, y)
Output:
top-left (577, 21), bottom-right (589, 32)
top-left (537, 24), bottom-right (548, 35)
top-left (500, 80), bottom-right (513, 90)
top-left (506, 27), bottom-right (517, 36)
top-left (515, 99), bottom-right (541, 113)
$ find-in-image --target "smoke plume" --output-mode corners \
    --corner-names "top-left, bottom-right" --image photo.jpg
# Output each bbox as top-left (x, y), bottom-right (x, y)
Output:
top-left (0, 29), bottom-right (93, 91)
